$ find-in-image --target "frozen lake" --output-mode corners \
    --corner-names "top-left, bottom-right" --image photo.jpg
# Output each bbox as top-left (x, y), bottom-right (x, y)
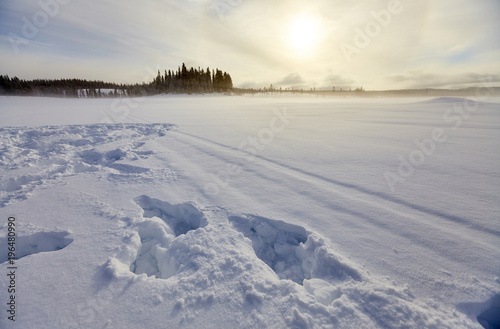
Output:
top-left (0, 94), bottom-right (499, 328)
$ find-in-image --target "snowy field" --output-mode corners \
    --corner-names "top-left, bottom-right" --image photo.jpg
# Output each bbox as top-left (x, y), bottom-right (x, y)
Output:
top-left (0, 94), bottom-right (499, 328)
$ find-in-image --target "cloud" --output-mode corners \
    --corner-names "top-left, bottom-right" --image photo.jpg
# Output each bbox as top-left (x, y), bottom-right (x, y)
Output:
top-left (0, 0), bottom-right (498, 89)
top-left (274, 73), bottom-right (305, 87)
top-left (384, 70), bottom-right (500, 89)
top-left (321, 74), bottom-right (356, 90)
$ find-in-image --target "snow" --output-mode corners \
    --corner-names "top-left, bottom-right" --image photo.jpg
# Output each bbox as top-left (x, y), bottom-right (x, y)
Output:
top-left (0, 229), bottom-right (73, 264)
top-left (0, 94), bottom-right (499, 328)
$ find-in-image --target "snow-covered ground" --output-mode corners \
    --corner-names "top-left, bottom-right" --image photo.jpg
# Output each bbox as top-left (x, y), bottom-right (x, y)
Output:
top-left (0, 94), bottom-right (499, 328)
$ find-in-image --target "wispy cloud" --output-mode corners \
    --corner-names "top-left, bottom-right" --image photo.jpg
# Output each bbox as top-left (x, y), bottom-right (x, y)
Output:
top-left (385, 71), bottom-right (500, 89)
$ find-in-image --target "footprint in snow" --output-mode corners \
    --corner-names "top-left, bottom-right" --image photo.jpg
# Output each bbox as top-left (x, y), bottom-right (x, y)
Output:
top-left (0, 231), bottom-right (73, 264)
top-left (126, 195), bottom-right (360, 286)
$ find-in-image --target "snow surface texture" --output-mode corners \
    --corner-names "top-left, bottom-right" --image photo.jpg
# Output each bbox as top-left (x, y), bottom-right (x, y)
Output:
top-left (0, 123), bottom-right (175, 207)
top-left (0, 95), bottom-right (499, 328)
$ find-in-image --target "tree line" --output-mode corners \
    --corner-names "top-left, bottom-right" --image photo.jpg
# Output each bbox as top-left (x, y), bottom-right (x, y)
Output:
top-left (152, 63), bottom-right (232, 94)
top-left (0, 63), bottom-right (233, 97)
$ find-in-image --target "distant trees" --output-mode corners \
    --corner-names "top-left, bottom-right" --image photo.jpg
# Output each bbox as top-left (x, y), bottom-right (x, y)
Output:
top-left (0, 75), bottom-right (128, 97)
top-left (0, 63), bottom-right (233, 97)
top-left (152, 64), bottom-right (233, 94)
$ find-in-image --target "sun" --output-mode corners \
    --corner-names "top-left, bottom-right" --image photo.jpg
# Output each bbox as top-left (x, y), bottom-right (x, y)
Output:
top-left (286, 14), bottom-right (323, 57)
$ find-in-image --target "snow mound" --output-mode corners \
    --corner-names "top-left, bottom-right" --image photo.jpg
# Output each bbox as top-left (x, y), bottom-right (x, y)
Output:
top-left (420, 97), bottom-right (473, 104)
top-left (134, 195), bottom-right (207, 236)
top-left (229, 214), bottom-right (361, 285)
top-left (0, 230), bottom-right (73, 263)
top-left (415, 96), bottom-right (499, 107)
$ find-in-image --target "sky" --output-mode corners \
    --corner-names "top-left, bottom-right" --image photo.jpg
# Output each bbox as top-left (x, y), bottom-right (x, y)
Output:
top-left (0, 0), bottom-right (499, 90)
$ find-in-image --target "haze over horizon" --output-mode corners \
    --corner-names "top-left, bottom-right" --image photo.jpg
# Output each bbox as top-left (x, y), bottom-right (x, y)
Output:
top-left (1, 0), bottom-right (499, 90)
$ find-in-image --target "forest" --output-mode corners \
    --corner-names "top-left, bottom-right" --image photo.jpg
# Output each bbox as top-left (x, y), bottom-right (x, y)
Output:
top-left (0, 63), bottom-right (233, 97)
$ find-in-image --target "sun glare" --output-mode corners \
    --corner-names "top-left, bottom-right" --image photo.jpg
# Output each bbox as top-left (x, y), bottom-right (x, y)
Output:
top-left (287, 14), bottom-right (323, 57)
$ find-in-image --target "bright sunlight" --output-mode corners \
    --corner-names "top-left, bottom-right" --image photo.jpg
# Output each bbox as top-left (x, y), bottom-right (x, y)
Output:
top-left (286, 14), bottom-right (323, 57)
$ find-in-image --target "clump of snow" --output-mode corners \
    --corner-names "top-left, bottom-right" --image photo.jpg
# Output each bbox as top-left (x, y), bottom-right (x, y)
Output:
top-left (128, 196), bottom-right (209, 279)
top-left (303, 278), bottom-right (343, 305)
top-left (135, 195), bottom-right (207, 236)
